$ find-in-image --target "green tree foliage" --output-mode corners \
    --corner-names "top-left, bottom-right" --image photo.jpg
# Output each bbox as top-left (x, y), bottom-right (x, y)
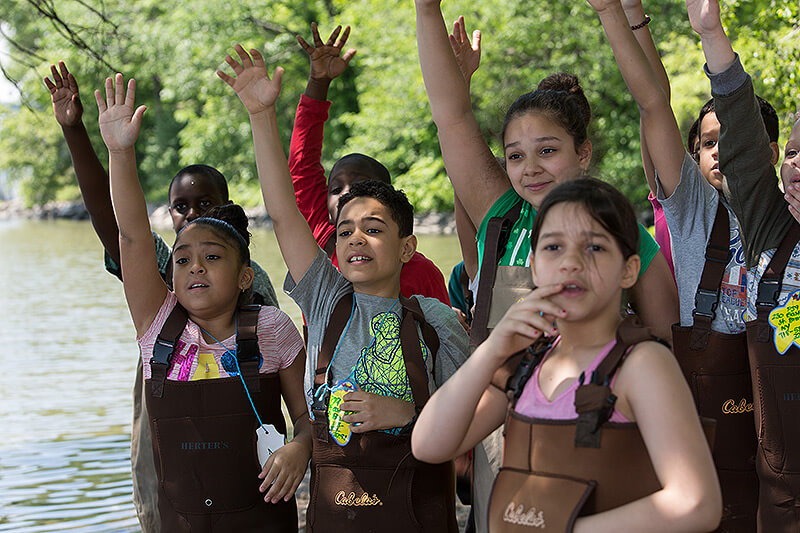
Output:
top-left (0, 0), bottom-right (797, 212)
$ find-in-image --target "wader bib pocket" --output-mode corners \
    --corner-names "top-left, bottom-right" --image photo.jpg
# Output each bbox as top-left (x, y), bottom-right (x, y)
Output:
top-left (153, 411), bottom-right (261, 513)
top-left (754, 364), bottom-right (800, 474)
top-left (307, 295), bottom-right (457, 532)
top-left (485, 266), bottom-right (535, 332)
top-left (488, 467), bottom-right (594, 532)
top-left (488, 318), bottom-right (715, 532)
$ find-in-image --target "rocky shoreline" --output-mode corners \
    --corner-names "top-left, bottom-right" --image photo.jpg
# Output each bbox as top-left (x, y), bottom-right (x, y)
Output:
top-left (0, 200), bottom-right (457, 234)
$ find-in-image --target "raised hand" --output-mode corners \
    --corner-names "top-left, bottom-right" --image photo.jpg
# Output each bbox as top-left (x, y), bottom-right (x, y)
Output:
top-left (217, 45), bottom-right (283, 116)
top-left (686, 0), bottom-right (722, 36)
top-left (448, 16), bottom-right (481, 84)
top-left (94, 73), bottom-right (146, 153)
top-left (297, 23), bottom-right (356, 81)
top-left (43, 61), bottom-right (83, 127)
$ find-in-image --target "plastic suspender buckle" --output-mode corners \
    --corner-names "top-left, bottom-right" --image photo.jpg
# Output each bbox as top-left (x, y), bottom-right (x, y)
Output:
top-left (692, 288), bottom-right (720, 320)
top-left (757, 279), bottom-right (781, 308)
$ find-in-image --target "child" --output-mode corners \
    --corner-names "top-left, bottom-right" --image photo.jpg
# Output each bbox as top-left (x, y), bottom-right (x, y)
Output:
top-left (218, 45), bottom-right (468, 531)
top-left (289, 24), bottom-right (450, 305)
top-left (688, 0), bottom-right (800, 529)
top-left (412, 178), bottom-right (721, 532)
top-left (44, 63), bottom-right (281, 533)
top-left (589, 0), bottom-right (779, 527)
top-left (414, 4), bottom-right (678, 526)
top-left (94, 74), bottom-right (311, 532)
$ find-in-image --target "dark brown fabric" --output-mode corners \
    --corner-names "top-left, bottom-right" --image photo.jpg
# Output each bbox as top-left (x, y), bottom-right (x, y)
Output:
top-left (488, 318), bottom-right (715, 532)
top-left (145, 305), bottom-right (297, 532)
top-left (745, 222), bottom-right (800, 533)
top-left (470, 201), bottom-right (524, 346)
top-left (671, 199), bottom-right (757, 532)
top-left (308, 295), bottom-right (456, 532)
top-left (316, 295), bottom-right (354, 386)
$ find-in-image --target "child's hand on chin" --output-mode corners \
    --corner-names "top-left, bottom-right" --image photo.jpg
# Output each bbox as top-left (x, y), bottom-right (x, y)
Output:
top-left (484, 283), bottom-right (567, 359)
top-left (340, 388), bottom-right (416, 433)
top-left (258, 439), bottom-right (311, 503)
top-left (786, 183), bottom-right (800, 224)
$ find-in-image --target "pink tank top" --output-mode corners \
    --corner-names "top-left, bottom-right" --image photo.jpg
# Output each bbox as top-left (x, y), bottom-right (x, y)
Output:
top-left (515, 338), bottom-right (631, 423)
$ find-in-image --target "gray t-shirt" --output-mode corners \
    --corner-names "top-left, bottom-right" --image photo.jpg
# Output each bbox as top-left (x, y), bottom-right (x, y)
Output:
top-left (657, 152), bottom-right (747, 333)
top-left (285, 249), bottom-right (468, 423)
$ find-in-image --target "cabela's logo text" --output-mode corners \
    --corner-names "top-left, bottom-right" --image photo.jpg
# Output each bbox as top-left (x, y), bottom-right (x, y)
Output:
top-left (334, 491), bottom-right (383, 506)
top-left (722, 398), bottom-right (754, 414)
top-left (503, 502), bottom-right (545, 528)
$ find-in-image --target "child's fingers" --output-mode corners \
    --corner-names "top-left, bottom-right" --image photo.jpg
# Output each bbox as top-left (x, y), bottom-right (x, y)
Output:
top-left (124, 78), bottom-right (136, 108)
top-left (234, 44), bottom-right (253, 68)
top-left (131, 105), bottom-right (147, 126)
top-left (458, 15), bottom-right (469, 42)
top-left (296, 35), bottom-right (313, 54)
top-left (114, 73), bottom-right (124, 106)
top-left (224, 54), bottom-right (244, 75)
top-left (58, 61), bottom-right (69, 80)
top-left (283, 472), bottom-right (303, 501)
top-left (43, 76), bottom-right (56, 93)
top-left (67, 73), bottom-right (79, 93)
top-left (104, 77), bottom-right (114, 109)
top-left (335, 25), bottom-right (351, 49)
top-left (342, 49), bottom-right (356, 66)
top-left (250, 49), bottom-right (266, 69)
top-left (272, 67), bottom-right (284, 89)
top-left (94, 89), bottom-right (106, 113)
top-left (259, 457), bottom-right (278, 491)
top-left (471, 29), bottom-right (481, 51)
top-left (50, 64), bottom-right (62, 85)
top-left (216, 70), bottom-right (235, 87)
top-left (311, 22), bottom-right (323, 46)
top-left (326, 25), bottom-right (342, 47)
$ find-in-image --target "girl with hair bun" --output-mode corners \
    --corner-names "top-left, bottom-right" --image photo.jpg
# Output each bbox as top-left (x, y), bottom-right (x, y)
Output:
top-left (94, 73), bottom-right (310, 532)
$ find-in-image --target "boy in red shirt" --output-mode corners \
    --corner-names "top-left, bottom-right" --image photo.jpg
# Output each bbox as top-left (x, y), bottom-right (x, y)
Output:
top-left (289, 23), bottom-right (450, 305)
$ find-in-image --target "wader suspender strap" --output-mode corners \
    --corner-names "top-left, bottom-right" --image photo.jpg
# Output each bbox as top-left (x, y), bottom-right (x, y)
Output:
top-left (398, 295), bottom-right (440, 407)
top-left (314, 294), bottom-right (440, 409)
top-left (689, 199), bottom-right (731, 350)
top-left (755, 223), bottom-right (800, 342)
top-left (315, 295), bottom-right (355, 387)
top-left (236, 304), bottom-right (262, 392)
top-left (470, 201), bottom-right (524, 346)
top-left (491, 338), bottom-right (555, 399)
top-left (150, 304), bottom-right (189, 398)
top-left (573, 318), bottom-right (657, 448)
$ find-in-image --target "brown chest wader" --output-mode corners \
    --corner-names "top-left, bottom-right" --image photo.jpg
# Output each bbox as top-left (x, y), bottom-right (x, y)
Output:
top-left (671, 200), bottom-right (757, 532)
top-left (145, 304), bottom-right (298, 533)
top-left (745, 223), bottom-right (800, 533)
top-left (470, 201), bottom-right (530, 348)
top-left (306, 295), bottom-right (457, 533)
top-left (487, 318), bottom-right (716, 532)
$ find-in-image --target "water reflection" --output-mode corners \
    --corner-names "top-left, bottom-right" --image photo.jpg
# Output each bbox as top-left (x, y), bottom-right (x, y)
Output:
top-left (0, 219), bottom-right (462, 531)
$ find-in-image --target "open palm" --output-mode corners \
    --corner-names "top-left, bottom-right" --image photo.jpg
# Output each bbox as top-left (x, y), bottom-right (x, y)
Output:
top-left (95, 74), bottom-right (146, 152)
top-left (44, 62), bottom-right (83, 127)
top-left (686, 0), bottom-right (721, 34)
top-left (297, 23), bottom-right (356, 81)
top-left (217, 45), bottom-right (283, 115)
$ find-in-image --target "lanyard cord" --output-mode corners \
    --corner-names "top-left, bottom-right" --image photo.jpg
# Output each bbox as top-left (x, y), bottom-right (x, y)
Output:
top-left (200, 315), bottom-right (265, 429)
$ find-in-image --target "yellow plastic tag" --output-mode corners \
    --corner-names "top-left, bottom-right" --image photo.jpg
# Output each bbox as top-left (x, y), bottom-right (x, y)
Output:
top-left (768, 290), bottom-right (800, 354)
top-left (328, 380), bottom-right (356, 446)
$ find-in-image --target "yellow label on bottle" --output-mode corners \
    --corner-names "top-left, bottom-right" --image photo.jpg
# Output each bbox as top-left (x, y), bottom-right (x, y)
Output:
top-left (328, 382), bottom-right (355, 446)
top-left (768, 290), bottom-right (800, 354)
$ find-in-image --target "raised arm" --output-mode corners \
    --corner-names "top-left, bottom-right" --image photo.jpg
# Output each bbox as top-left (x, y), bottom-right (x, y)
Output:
top-left (414, 0), bottom-right (510, 226)
top-left (688, 0), bottom-right (792, 264)
top-left (95, 74), bottom-right (166, 336)
top-left (289, 24), bottom-right (356, 243)
top-left (44, 62), bottom-right (120, 265)
top-left (589, 0), bottom-right (685, 197)
top-left (218, 46), bottom-right (320, 283)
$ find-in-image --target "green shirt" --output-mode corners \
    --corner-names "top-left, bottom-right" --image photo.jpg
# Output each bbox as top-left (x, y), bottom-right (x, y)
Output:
top-left (476, 188), bottom-right (659, 276)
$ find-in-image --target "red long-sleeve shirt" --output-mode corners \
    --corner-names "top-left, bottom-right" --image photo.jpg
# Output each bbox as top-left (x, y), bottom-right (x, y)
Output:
top-left (288, 94), bottom-right (450, 305)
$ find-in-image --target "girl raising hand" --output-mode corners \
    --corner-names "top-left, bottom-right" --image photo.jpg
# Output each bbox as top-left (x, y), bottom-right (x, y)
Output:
top-left (96, 74), bottom-right (310, 532)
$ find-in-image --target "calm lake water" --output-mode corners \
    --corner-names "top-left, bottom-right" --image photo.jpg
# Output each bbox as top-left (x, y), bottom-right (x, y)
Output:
top-left (0, 219), bottom-right (463, 532)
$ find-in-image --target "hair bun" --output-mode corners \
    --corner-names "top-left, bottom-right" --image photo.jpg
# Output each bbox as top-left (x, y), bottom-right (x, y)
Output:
top-left (203, 204), bottom-right (250, 246)
top-left (537, 73), bottom-right (591, 127)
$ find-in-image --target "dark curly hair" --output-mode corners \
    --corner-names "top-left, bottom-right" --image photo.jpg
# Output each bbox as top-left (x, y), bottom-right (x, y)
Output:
top-left (501, 73), bottom-right (591, 152)
top-left (336, 180), bottom-right (414, 237)
top-left (168, 164), bottom-right (230, 202)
